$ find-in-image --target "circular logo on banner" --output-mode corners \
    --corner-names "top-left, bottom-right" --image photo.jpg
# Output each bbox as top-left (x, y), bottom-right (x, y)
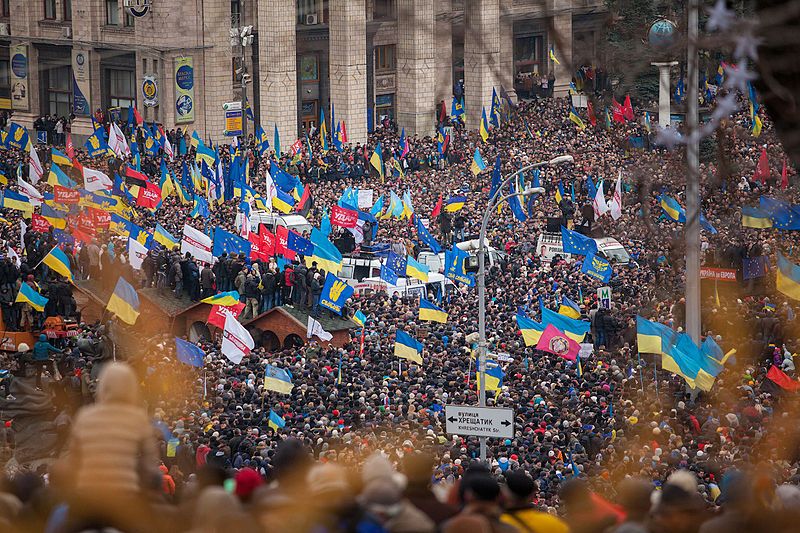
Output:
top-left (75, 53), bottom-right (85, 66)
top-left (175, 65), bottom-right (194, 90)
top-left (548, 336), bottom-right (570, 356)
top-left (11, 53), bottom-right (27, 78)
top-left (142, 76), bottom-right (158, 107)
top-left (176, 94), bottom-right (193, 117)
top-left (126, 0), bottom-right (151, 18)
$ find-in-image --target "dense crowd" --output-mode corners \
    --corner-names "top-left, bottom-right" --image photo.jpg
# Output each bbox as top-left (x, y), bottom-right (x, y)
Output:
top-left (0, 80), bottom-right (799, 532)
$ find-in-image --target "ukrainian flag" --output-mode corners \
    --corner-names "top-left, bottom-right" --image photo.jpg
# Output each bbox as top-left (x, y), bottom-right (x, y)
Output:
top-left (742, 207), bottom-right (772, 228)
top-left (558, 296), bottom-right (581, 319)
top-left (51, 148), bottom-right (72, 167)
top-left (264, 364), bottom-right (294, 394)
top-left (106, 277), bottom-right (140, 325)
top-left (272, 187), bottom-right (296, 214)
top-left (540, 306), bottom-right (590, 342)
top-left (109, 214), bottom-right (132, 238)
top-left (406, 256), bottom-right (429, 282)
top-left (517, 314), bottom-right (545, 346)
top-left (41, 205), bottom-right (67, 230)
top-left (42, 246), bottom-right (73, 281)
top-left (15, 282), bottom-right (48, 312)
top-left (569, 106), bottom-right (586, 130)
top-left (306, 228), bottom-right (343, 274)
top-left (444, 195), bottom-right (467, 212)
top-left (419, 298), bottom-right (448, 323)
top-left (470, 148), bottom-right (487, 175)
top-left (777, 252), bottom-right (800, 301)
top-left (549, 45), bottom-right (560, 65)
top-left (395, 330), bottom-right (423, 364)
top-left (370, 142), bottom-right (384, 178)
top-left (659, 195), bottom-right (686, 222)
top-left (268, 410), bottom-right (286, 432)
top-left (195, 142), bottom-right (216, 167)
top-left (476, 358), bottom-right (504, 393)
top-left (555, 181), bottom-right (564, 205)
top-left (752, 114), bottom-right (762, 138)
top-left (2, 190), bottom-right (34, 213)
top-left (190, 131), bottom-right (201, 149)
top-left (636, 315), bottom-right (669, 354)
top-left (47, 164), bottom-right (77, 188)
top-left (353, 310), bottom-right (367, 328)
top-left (201, 291), bottom-right (241, 307)
top-left (480, 108), bottom-right (490, 142)
top-left (154, 223), bottom-right (179, 249)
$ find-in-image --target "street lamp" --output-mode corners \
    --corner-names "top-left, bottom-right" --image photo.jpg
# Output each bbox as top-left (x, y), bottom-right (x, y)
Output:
top-left (476, 154), bottom-right (574, 462)
top-left (231, 25), bottom-right (254, 141)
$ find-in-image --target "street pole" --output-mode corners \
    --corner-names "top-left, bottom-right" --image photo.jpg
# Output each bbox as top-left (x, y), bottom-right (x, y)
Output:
top-left (685, 0), bottom-right (701, 344)
top-left (477, 155), bottom-right (572, 462)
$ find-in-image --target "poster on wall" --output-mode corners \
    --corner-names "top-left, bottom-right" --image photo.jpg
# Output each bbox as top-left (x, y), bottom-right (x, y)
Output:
top-left (142, 75), bottom-right (158, 107)
top-left (10, 44), bottom-right (29, 111)
top-left (174, 57), bottom-right (195, 123)
top-left (72, 48), bottom-right (91, 116)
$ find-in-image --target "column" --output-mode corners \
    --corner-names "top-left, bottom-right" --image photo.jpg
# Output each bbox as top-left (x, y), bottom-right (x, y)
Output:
top-left (198, 0), bottom-right (234, 141)
top-left (652, 62), bottom-right (678, 127)
top-left (551, 12), bottom-right (572, 97)
top-left (499, 0), bottom-right (516, 102)
top-left (396, 0), bottom-right (435, 136)
top-left (464, 0), bottom-right (500, 131)
top-left (8, 0), bottom-right (40, 128)
top-left (258, 0), bottom-right (298, 150)
top-left (435, 0), bottom-right (453, 109)
top-left (329, 0), bottom-right (367, 144)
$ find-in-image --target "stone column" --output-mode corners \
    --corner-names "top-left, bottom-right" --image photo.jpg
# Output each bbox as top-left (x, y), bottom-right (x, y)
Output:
top-left (652, 62), bottom-right (678, 127)
top-left (258, 0), bottom-right (298, 151)
top-left (499, 0), bottom-right (516, 102)
top-left (464, 0), bottom-right (500, 131)
top-left (551, 12), bottom-right (572, 97)
top-left (329, 0), bottom-right (367, 144)
top-left (197, 0), bottom-right (235, 141)
top-left (396, 0), bottom-right (435, 136)
top-left (435, 0), bottom-right (453, 114)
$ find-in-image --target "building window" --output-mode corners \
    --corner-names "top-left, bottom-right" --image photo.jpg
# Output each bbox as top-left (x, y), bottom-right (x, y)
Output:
top-left (297, 0), bottom-right (320, 24)
top-left (47, 65), bottom-right (72, 117)
top-left (231, 0), bottom-right (241, 26)
top-left (124, 8), bottom-right (134, 26)
top-left (514, 35), bottom-right (543, 74)
top-left (375, 45), bottom-right (395, 72)
top-left (108, 69), bottom-right (135, 109)
top-left (106, 0), bottom-right (119, 25)
top-left (0, 60), bottom-right (10, 101)
top-left (44, 0), bottom-right (56, 20)
top-left (64, 0), bottom-right (72, 20)
top-left (2, 0), bottom-right (10, 17)
top-left (373, 0), bottom-right (395, 20)
top-left (375, 93), bottom-right (394, 121)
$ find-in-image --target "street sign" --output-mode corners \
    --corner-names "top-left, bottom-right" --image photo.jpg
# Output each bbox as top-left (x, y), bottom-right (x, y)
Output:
top-left (445, 405), bottom-right (514, 439)
top-left (597, 286), bottom-right (611, 309)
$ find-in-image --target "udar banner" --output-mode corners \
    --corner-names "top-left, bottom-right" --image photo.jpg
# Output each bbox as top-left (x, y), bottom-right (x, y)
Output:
top-left (174, 57), bottom-right (195, 123)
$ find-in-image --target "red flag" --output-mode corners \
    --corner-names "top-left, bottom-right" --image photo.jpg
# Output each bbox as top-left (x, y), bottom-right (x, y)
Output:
top-left (207, 303), bottom-right (245, 329)
top-left (53, 185), bottom-right (80, 204)
top-left (341, 121), bottom-right (348, 143)
top-left (65, 133), bottom-right (75, 158)
top-left (70, 156), bottom-right (83, 176)
top-left (248, 232), bottom-right (273, 262)
top-left (781, 158), bottom-right (789, 190)
top-left (439, 102), bottom-right (446, 124)
top-left (133, 106), bottom-right (144, 127)
top-left (295, 184), bottom-right (311, 212)
top-left (431, 193), bottom-right (443, 218)
top-left (330, 205), bottom-right (359, 228)
top-left (87, 207), bottom-right (111, 229)
top-left (753, 148), bottom-right (770, 183)
top-left (612, 99), bottom-right (625, 123)
top-left (623, 95), bottom-right (635, 121)
top-left (275, 225), bottom-right (295, 261)
top-left (75, 213), bottom-right (96, 236)
top-left (766, 365), bottom-right (800, 391)
top-left (535, 324), bottom-right (580, 361)
top-left (136, 181), bottom-right (162, 209)
top-left (31, 213), bottom-right (51, 232)
top-left (289, 138), bottom-right (303, 156)
top-left (586, 101), bottom-right (597, 127)
top-left (259, 226), bottom-right (277, 254)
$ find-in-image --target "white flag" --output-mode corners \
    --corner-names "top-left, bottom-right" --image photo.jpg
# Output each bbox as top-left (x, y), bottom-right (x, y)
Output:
top-left (7, 247), bottom-right (20, 267)
top-left (82, 167), bottom-right (113, 192)
top-left (221, 309), bottom-right (254, 364)
top-left (19, 221), bottom-right (27, 251)
top-left (307, 316), bottom-right (333, 342)
top-left (181, 223), bottom-right (213, 264)
top-left (163, 136), bottom-right (174, 161)
top-left (16, 175), bottom-right (43, 206)
top-left (28, 145), bottom-right (44, 185)
top-left (592, 180), bottom-right (609, 219)
top-left (127, 237), bottom-right (149, 270)
top-left (264, 170), bottom-right (276, 211)
top-left (609, 171), bottom-right (623, 221)
top-left (109, 123), bottom-right (130, 157)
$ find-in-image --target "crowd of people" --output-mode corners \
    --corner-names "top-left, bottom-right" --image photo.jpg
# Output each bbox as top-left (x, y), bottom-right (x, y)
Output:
top-left (0, 71), bottom-right (799, 532)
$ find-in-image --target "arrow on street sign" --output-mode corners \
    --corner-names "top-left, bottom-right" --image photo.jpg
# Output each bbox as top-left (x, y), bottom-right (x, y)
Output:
top-left (444, 405), bottom-right (515, 439)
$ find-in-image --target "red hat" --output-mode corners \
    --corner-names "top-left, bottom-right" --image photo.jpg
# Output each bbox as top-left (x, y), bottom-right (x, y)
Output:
top-left (234, 468), bottom-right (263, 500)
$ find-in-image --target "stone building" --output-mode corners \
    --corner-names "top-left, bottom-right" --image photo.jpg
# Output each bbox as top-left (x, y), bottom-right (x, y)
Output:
top-left (1, 0), bottom-right (605, 143)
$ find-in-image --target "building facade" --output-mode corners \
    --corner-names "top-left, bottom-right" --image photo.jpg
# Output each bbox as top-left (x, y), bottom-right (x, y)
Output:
top-left (1, 0), bottom-right (605, 143)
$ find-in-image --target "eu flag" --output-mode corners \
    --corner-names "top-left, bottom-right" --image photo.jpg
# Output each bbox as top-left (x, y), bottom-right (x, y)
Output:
top-left (380, 264), bottom-right (399, 285)
top-left (386, 251), bottom-right (407, 274)
top-left (287, 231), bottom-right (314, 256)
top-left (561, 226), bottom-right (597, 256)
top-left (415, 216), bottom-right (441, 254)
top-left (212, 227), bottom-right (251, 258)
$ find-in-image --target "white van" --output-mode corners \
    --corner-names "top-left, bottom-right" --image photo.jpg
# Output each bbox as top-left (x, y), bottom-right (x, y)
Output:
top-left (536, 232), bottom-right (630, 264)
top-left (249, 211), bottom-right (313, 235)
top-left (354, 272), bottom-right (452, 300)
top-left (418, 240), bottom-right (507, 274)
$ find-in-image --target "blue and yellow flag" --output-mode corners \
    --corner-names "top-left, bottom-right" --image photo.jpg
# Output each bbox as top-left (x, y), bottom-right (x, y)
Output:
top-left (470, 148), bottom-right (487, 175)
top-left (154, 223), bottom-right (179, 249)
top-left (476, 358), bottom-right (504, 392)
top-left (319, 272), bottom-right (354, 315)
top-left (47, 164), bottom-right (77, 188)
top-left (558, 296), bottom-right (581, 319)
top-left (540, 306), bottom-right (590, 342)
top-left (444, 195), bottom-right (467, 212)
top-left (106, 277), bottom-right (140, 325)
top-left (15, 282), bottom-right (48, 312)
top-left (273, 124), bottom-right (281, 156)
top-left (406, 256), bottom-right (429, 282)
top-left (479, 107), bottom-right (490, 142)
top-left (353, 310), bottom-right (367, 328)
top-left (7, 123), bottom-right (29, 150)
top-left (201, 291), bottom-right (241, 307)
top-left (51, 148), bottom-right (72, 167)
top-left (370, 142), bottom-right (384, 178)
top-left (268, 410), bottom-right (286, 432)
top-left (85, 131), bottom-right (111, 158)
top-left (777, 252), bottom-right (800, 301)
top-left (307, 229), bottom-right (343, 274)
top-left (419, 298), bottom-right (448, 323)
top-left (42, 246), bottom-right (73, 281)
top-left (264, 364), bottom-right (294, 394)
top-left (659, 195), bottom-right (686, 222)
top-left (569, 106), bottom-right (586, 130)
top-left (741, 206), bottom-right (773, 228)
top-left (517, 313), bottom-right (545, 346)
top-left (549, 45), bottom-right (559, 64)
top-left (2, 190), bottom-right (33, 213)
top-left (395, 330), bottom-right (423, 364)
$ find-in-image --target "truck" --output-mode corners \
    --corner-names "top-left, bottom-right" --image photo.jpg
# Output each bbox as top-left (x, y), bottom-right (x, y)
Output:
top-left (535, 232), bottom-right (631, 264)
top-left (353, 272), bottom-right (453, 301)
top-left (417, 239), bottom-right (508, 274)
top-left (248, 211), bottom-right (313, 235)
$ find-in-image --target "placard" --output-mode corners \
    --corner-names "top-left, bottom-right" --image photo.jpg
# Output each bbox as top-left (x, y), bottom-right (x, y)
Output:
top-left (175, 57), bottom-right (195, 123)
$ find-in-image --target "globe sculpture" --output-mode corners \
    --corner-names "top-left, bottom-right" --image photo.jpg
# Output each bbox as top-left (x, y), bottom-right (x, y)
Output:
top-left (648, 19), bottom-right (678, 49)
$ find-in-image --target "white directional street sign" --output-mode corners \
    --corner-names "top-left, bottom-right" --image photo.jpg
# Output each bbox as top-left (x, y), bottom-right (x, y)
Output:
top-left (445, 405), bottom-right (514, 439)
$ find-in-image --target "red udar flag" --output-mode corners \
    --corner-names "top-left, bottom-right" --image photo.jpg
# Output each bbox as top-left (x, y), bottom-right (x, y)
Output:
top-left (275, 225), bottom-right (295, 261)
top-left (137, 181), bottom-right (162, 209)
top-left (88, 207), bottom-right (111, 229)
top-left (207, 303), bottom-right (245, 330)
top-left (249, 232), bottom-right (274, 262)
top-left (612, 99), bottom-right (625, 123)
top-left (586, 101), bottom-right (597, 127)
top-left (330, 205), bottom-right (359, 228)
top-left (54, 185), bottom-right (80, 204)
top-left (623, 95), bottom-right (635, 121)
top-left (31, 213), bottom-right (51, 233)
top-left (753, 147), bottom-right (770, 184)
